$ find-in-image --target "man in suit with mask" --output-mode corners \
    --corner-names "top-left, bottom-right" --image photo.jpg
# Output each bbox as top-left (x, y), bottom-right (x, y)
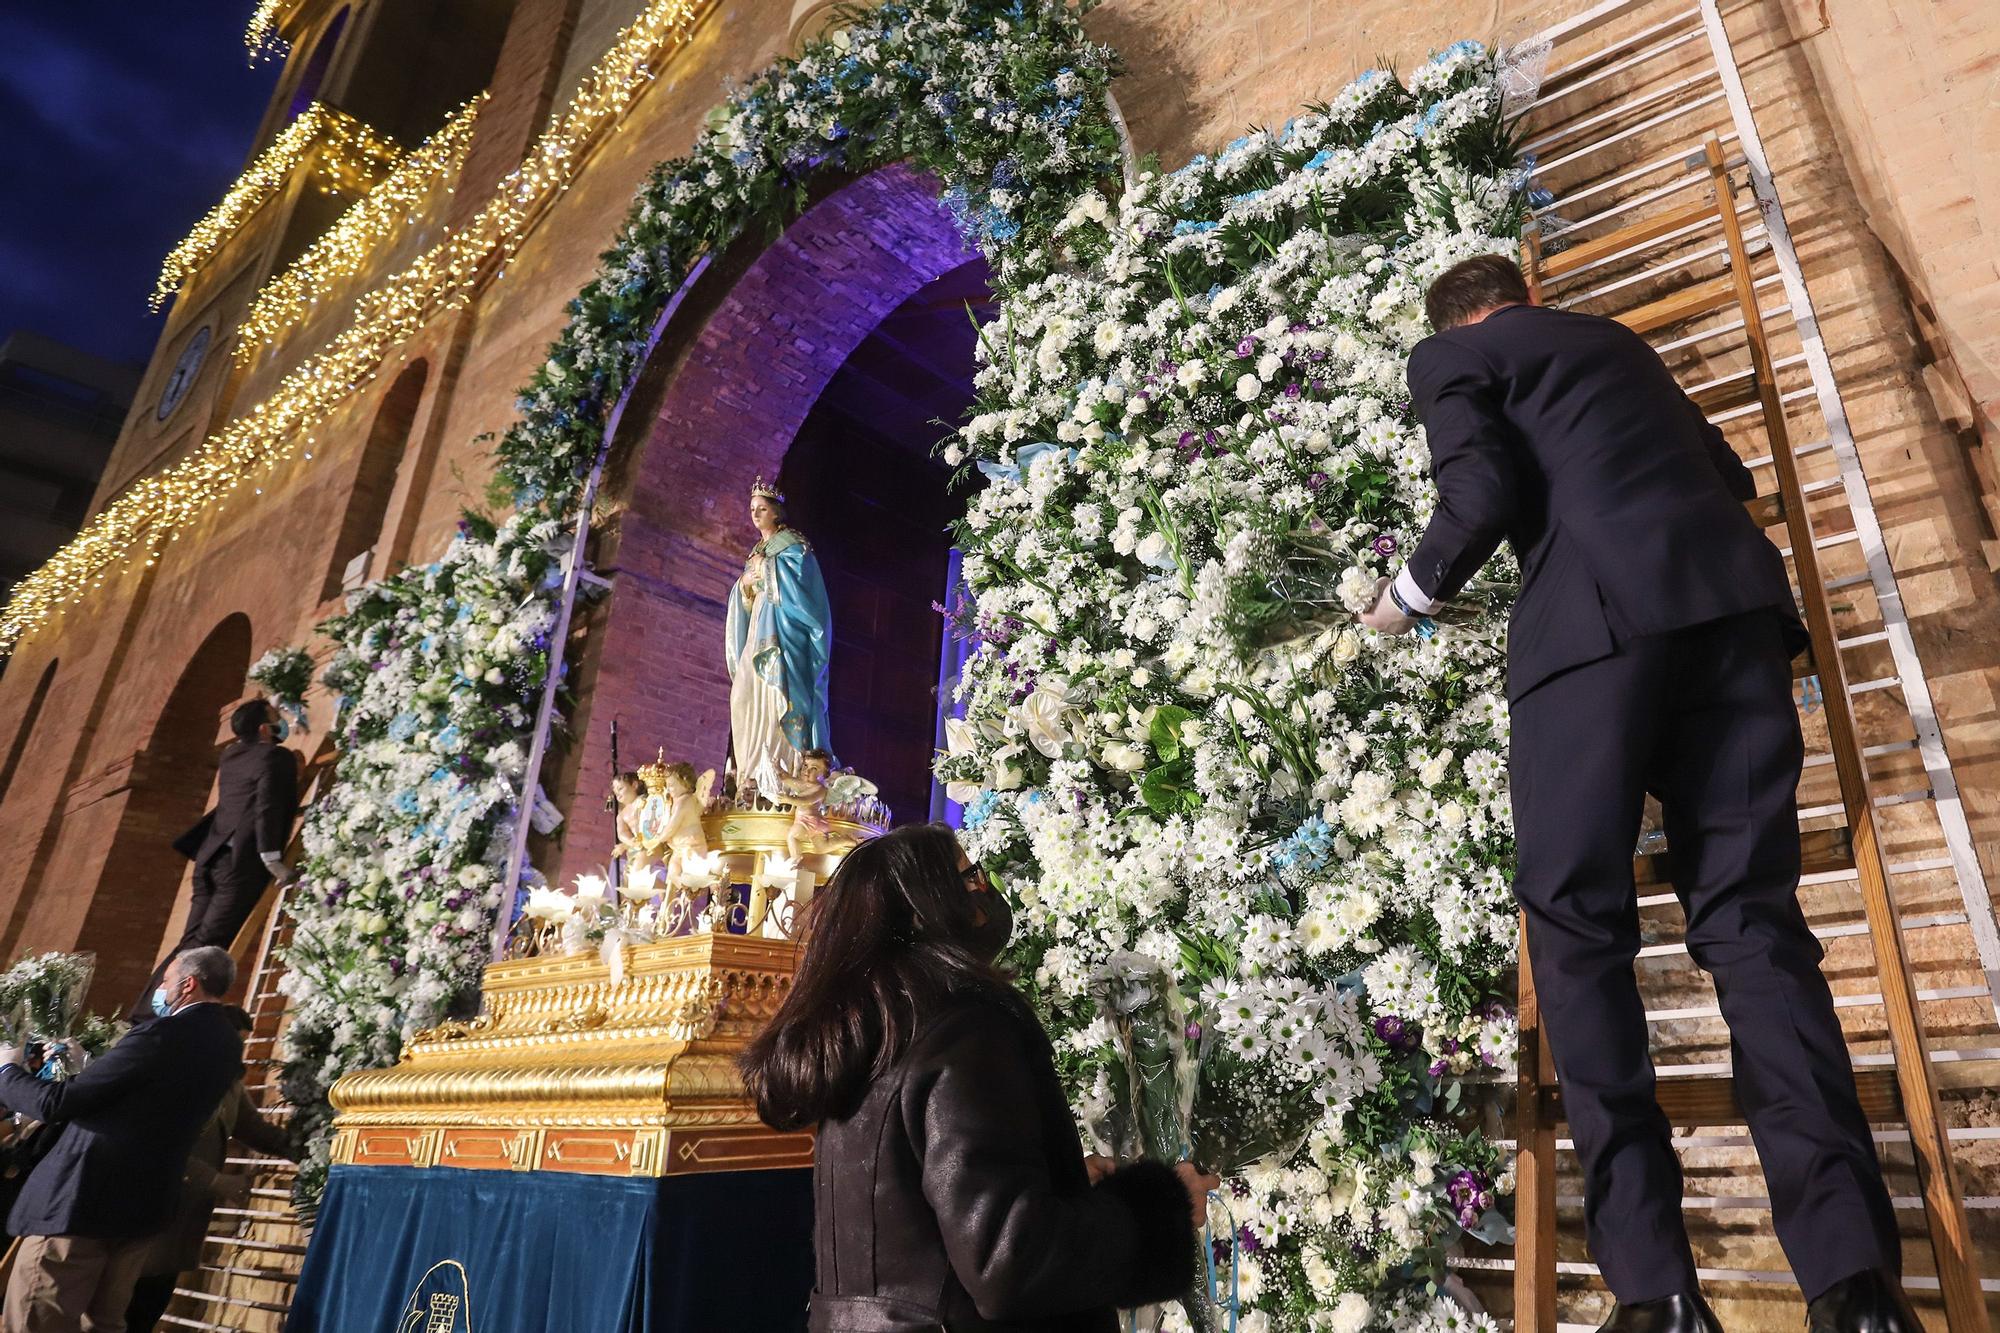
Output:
top-left (136, 699), bottom-right (299, 1016)
top-left (1359, 255), bottom-right (1912, 1333)
top-left (0, 947), bottom-right (245, 1331)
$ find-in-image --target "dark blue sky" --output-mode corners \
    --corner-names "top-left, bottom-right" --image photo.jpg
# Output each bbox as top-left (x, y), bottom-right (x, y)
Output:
top-left (0, 8), bottom-right (279, 369)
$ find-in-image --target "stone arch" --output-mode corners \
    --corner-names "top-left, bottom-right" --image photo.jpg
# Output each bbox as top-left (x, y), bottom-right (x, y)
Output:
top-left (79, 614), bottom-right (254, 1006)
top-left (557, 163), bottom-right (980, 877)
top-left (0, 659), bottom-right (57, 810)
top-left (323, 358), bottom-right (429, 600)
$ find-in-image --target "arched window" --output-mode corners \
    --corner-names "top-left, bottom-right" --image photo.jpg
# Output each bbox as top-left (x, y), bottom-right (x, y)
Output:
top-left (0, 661), bottom-right (58, 809)
top-left (287, 8), bottom-right (350, 119)
top-left (323, 360), bottom-right (428, 601)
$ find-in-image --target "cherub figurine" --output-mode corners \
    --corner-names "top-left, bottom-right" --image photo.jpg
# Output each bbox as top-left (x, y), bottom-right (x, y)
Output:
top-left (633, 757), bottom-right (713, 884)
top-left (612, 770), bottom-right (646, 874)
top-left (657, 761), bottom-right (716, 887)
top-left (776, 749), bottom-right (834, 858)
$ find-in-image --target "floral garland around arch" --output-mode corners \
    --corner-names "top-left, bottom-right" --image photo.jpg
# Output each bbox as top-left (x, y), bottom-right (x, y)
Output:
top-left (936, 41), bottom-right (1546, 1331)
top-left (277, 0), bottom-right (1124, 1205)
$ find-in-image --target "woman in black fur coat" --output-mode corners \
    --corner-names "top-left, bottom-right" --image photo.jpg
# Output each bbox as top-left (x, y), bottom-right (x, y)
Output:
top-left (742, 822), bottom-right (1213, 1332)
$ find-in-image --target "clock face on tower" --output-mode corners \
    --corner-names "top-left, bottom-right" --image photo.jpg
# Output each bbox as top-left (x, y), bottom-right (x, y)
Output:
top-left (156, 324), bottom-right (213, 422)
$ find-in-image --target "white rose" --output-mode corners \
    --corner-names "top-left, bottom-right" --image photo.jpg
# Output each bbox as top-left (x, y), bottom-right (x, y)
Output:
top-left (1134, 532), bottom-right (1169, 567)
top-left (1329, 1294), bottom-right (1371, 1333)
top-left (1256, 351), bottom-right (1283, 380)
top-left (1332, 630), bottom-right (1362, 664)
top-left (1235, 373), bottom-right (1263, 402)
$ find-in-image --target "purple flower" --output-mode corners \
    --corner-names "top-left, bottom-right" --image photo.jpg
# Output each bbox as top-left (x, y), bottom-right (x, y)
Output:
top-left (1283, 382), bottom-right (1302, 399)
top-left (1373, 535), bottom-right (1398, 556)
top-left (1308, 472), bottom-right (1329, 492)
top-left (1429, 1057), bottom-right (1450, 1077)
top-left (1373, 1014), bottom-right (1417, 1052)
top-left (1235, 336), bottom-right (1258, 358)
top-left (1185, 1021), bottom-right (1203, 1042)
top-left (1236, 1224), bottom-right (1264, 1255)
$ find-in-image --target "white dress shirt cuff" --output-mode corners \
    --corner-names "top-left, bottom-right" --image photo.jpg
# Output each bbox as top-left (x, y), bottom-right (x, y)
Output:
top-left (1392, 567), bottom-right (1441, 617)
top-left (260, 851), bottom-right (287, 871)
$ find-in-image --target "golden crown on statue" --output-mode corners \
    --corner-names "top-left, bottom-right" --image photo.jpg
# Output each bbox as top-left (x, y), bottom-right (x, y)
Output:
top-left (637, 751), bottom-right (671, 795)
top-left (749, 475), bottom-right (785, 504)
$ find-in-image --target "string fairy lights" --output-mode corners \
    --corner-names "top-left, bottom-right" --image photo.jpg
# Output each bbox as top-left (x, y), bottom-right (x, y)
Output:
top-left (0, 0), bottom-right (711, 653)
top-left (245, 0), bottom-right (288, 63)
top-left (237, 97), bottom-right (486, 357)
top-left (151, 103), bottom-right (402, 311)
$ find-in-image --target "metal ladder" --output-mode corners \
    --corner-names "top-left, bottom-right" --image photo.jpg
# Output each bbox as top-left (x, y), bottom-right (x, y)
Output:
top-left (1472, 3), bottom-right (2000, 1328)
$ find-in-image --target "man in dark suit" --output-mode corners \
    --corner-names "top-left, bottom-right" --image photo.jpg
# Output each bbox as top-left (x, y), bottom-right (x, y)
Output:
top-left (0, 946), bottom-right (246, 1330)
top-left (1360, 256), bottom-right (1911, 1333)
top-left (137, 700), bottom-right (299, 1015)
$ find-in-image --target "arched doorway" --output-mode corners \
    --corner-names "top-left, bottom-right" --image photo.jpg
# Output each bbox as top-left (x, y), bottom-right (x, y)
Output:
top-left (778, 263), bottom-right (987, 821)
top-left (79, 615), bottom-right (253, 1007)
top-left (557, 165), bottom-right (984, 877)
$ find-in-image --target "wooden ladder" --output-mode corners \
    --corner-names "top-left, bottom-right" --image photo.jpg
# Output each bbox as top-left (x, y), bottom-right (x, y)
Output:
top-left (157, 748), bottom-right (333, 1330)
top-left (1509, 136), bottom-right (1989, 1333)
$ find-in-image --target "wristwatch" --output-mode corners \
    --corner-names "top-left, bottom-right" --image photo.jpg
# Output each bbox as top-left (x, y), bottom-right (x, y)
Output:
top-left (1387, 580), bottom-right (1420, 619)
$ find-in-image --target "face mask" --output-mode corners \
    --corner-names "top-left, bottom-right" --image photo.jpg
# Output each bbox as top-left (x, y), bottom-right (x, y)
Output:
top-left (150, 988), bottom-right (174, 1018)
top-left (963, 889), bottom-right (1014, 963)
top-left (269, 715), bottom-right (290, 743)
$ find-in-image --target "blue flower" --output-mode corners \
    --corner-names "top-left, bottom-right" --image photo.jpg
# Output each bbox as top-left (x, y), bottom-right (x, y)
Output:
top-left (1172, 219), bottom-right (1219, 236)
top-left (962, 790), bottom-right (1002, 829)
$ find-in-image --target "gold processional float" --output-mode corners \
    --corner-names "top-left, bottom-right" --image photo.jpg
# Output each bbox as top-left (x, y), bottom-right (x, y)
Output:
top-left (327, 754), bottom-right (888, 1182)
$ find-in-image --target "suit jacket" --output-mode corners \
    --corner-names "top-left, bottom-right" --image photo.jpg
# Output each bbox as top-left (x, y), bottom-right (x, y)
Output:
top-left (805, 994), bottom-right (1193, 1332)
top-left (1402, 302), bottom-right (1801, 699)
top-left (0, 1002), bottom-right (244, 1239)
top-left (188, 740), bottom-right (298, 877)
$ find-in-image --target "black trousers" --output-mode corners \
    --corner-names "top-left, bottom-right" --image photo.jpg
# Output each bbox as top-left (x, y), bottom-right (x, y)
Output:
top-left (1509, 611), bottom-right (1899, 1302)
top-left (125, 1270), bottom-right (177, 1333)
top-left (132, 858), bottom-right (272, 1017)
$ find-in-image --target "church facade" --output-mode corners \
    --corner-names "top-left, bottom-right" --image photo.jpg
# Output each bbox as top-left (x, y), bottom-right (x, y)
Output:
top-left (0, 0), bottom-right (1997, 1309)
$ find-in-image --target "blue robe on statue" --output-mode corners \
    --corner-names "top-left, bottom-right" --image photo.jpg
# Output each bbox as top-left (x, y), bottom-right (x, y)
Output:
top-left (725, 527), bottom-right (833, 794)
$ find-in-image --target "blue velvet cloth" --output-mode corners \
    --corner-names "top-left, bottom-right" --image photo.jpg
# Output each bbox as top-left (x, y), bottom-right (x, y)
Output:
top-left (289, 1165), bottom-right (812, 1332)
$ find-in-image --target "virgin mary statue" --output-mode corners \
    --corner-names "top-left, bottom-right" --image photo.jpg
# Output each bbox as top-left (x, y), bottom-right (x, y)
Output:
top-left (725, 477), bottom-right (834, 796)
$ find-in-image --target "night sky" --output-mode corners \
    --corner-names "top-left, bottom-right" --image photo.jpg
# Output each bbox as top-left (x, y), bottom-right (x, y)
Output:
top-left (0, 8), bottom-right (279, 370)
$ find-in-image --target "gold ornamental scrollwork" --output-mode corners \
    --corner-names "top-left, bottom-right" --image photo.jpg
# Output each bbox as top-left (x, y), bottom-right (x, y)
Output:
top-left (330, 932), bottom-right (811, 1177)
top-left (409, 1013), bottom-right (495, 1045)
top-left (538, 1005), bottom-right (610, 1035)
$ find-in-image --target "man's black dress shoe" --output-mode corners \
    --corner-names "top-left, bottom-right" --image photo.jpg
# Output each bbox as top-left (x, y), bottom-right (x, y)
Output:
top-left (1806, 1270), bottom-right (1922, 1333)
top-left (1597, 1292), bottom-right (1724, 1333)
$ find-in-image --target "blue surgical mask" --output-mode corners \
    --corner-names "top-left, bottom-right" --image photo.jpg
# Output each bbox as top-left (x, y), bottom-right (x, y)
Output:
top-left (269, 716), bottom-right (290, 743)
top-left (150, 988), bottom-right (174, 1018)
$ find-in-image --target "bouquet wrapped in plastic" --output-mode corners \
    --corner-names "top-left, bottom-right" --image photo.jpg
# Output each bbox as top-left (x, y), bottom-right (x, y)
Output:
top-left (0, 952), bottom-right (100, 1080)
top-left (1084, 952), bottom-right (1320, 1333)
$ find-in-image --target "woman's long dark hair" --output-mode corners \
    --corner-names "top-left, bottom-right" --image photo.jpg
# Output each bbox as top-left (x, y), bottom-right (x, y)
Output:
top-left (740, 822), bottom-right (1018, 1130)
